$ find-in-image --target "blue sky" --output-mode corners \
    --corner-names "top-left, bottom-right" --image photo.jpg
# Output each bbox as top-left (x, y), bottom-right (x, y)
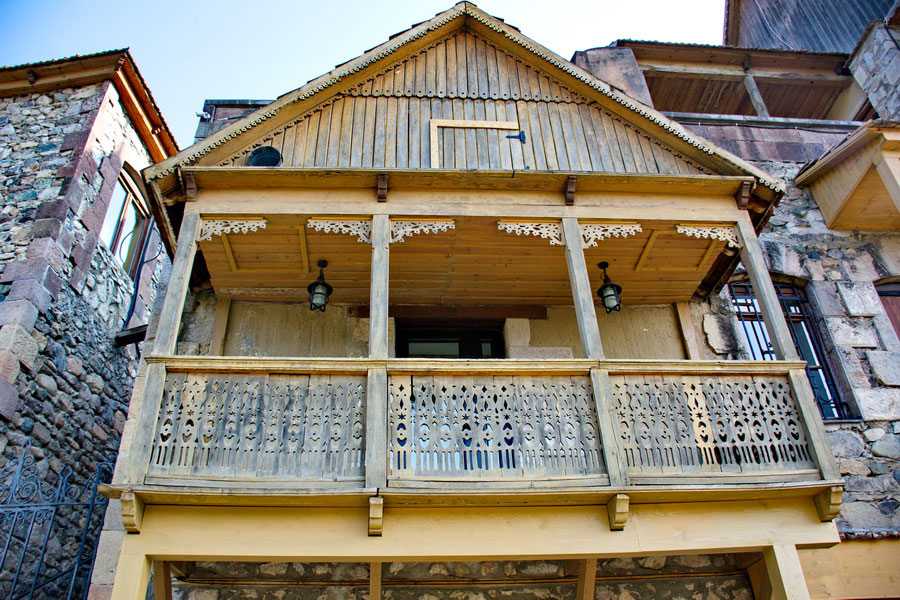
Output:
top-left (0, 0), bottom-right (726, 148)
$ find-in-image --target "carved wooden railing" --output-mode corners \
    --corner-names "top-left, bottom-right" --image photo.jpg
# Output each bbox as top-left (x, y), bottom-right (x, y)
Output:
top-left (387, 374), bottom-right (605, 481)
top-left (609, 370), bottom-right (817, 479)
top-left (137, 357), bottom-right (829, 491)
top-left (147, 370), bottom-right (366, 483)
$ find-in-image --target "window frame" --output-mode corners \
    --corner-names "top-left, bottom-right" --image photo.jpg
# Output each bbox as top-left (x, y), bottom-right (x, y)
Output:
top-left (395, 319), bottom-right (506, 359)
top-left (99, 172), bottom-right (151, 279)
top-left (728, 281), bottom-right (852, 420)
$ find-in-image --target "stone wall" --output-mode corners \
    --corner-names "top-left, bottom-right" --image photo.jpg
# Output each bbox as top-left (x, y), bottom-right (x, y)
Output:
top-left (849, 23), bottom-right (900, 120)
top-left (0, 79), bottom-right (170, 588)
top-left (168, 556), bottom-right (753, 600)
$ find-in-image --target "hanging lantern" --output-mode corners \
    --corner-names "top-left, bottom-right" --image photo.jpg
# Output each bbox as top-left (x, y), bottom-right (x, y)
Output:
top-left (596, 261), bottom-right (622, 313)
top-left (307, 259), bottom-right (333, 312)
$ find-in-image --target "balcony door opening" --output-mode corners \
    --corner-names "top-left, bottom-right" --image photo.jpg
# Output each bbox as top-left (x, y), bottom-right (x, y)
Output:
top-left (396, 319), bottom-right (505, 359)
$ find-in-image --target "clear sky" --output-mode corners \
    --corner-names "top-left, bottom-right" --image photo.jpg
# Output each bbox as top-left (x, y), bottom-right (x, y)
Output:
top-left (0, 0), bottom-right (726, 148)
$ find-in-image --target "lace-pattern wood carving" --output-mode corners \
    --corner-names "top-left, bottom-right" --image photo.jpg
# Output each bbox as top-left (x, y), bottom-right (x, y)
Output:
top-left (388, 375), bottom-right (605, 479)
top-left (149, 372), bottom-right (365, 481)
top-left (610, 374), bottom-right (814, 475)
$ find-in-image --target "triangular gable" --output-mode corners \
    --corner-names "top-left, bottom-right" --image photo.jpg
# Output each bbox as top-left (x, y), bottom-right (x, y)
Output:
top-left (145, 2), bottom-right (782, 192)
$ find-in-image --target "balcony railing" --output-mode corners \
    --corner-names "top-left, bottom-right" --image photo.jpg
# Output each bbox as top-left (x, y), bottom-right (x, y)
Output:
top-left (137, 357), bottom-right (829, 494)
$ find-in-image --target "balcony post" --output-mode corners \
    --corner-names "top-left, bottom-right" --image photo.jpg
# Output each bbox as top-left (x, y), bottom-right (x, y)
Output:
top-left (761, 544), bottom-right (811, 600)
top-left (123, 210), bottom-right (201, 485)
top-left (366, 214), bottom-right (390, 490)
top-left (561, 217), bottom-right (628, 487)
top-left (734, 216), bottom-right (799, 361)
top-left (735, 216), bottom-right (838, 482)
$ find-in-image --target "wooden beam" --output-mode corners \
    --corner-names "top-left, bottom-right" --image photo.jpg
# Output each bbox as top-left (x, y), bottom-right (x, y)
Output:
top-left (209, 298), bottom-right (231, 356)
top-left (348, 305), bottom-right (548, 319)
top-left (762, 544), bottom-right (811, 600)
top-left (675, 301), bottom-right (702, 360)
top-left (153, 211), bottom-right (201, 355)
top-left (743, 75), bottom-right (771, 118)
top-left (370, 561), bottom-right (382, 600)
top-left (589, 368), bottom-right (629, 487)
top-left (152, 561), bottom-right (172, 600)
top-left (369, 214), bottom-right (390, 359)
top-left (297, 226), bottom-right (310, 273)
top-left (576, 558), bottom-right (597, 600)
top-left (561, 217), bottom-right (604, 359)
top-left (637, 60), bottom-right (850, 83)
top-left (787, 369), bottom-right (841, 482)
top-left (874, 153), bottom-right (900, 211)
top-left (110, 548), bottom-right (152, 600)
top-left (735, 217), bottom-right (799, 361)
top-left (365, 369), bottom-right (387, 490)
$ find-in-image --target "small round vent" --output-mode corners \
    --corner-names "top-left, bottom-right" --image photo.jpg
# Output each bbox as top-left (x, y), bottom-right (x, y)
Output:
top-left (247, 145), bottom-right (282, 167)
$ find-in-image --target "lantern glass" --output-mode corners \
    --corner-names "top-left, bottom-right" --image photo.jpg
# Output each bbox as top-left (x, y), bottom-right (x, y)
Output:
top-left (307, 260), bottom-right (333, 312)
top-left (596, 261), bottom-right (622, 313)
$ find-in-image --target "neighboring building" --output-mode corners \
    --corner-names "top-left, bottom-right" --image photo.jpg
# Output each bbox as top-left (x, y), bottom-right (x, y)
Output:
top-left (94, 2), bottom-right (898, 600)
top-left (0, 50), bottom-right (177, 597)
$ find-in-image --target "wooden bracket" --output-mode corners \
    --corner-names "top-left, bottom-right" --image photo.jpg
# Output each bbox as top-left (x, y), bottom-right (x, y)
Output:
top-left (814, 486), bottom-right (843, 521)
top-left (120, 490), bottom-right (145, 533)
top-left (183, 171), bottom-right (197, 200)
top-left (26, 69), bottom-right (37, 85)
top-left (368, 496), bottom-right (384, 536)
top-left (376, 172), bottom-right (389, 202)
top-left (735, 180), bottom-right (753, 210)
top-left (607, 493), bottom-right (629, 531)
top-left (565, 175), bottom-right (577, 206)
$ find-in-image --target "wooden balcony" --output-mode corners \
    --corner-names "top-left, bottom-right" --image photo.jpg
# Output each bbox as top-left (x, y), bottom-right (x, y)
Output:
top-left (127, 356), bottom-right (835, 507)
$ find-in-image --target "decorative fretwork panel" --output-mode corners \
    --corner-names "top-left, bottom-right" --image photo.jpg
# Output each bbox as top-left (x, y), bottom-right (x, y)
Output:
top-left (610, 374), bottom-right (815, 474)
top-left (388, 375), bottom-right (605, 479)
top-left (150, 372), bottom-right (366, 481)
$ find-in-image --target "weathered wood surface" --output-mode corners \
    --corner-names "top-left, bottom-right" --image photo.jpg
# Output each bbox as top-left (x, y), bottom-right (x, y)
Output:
top-left (387, 374), bottom-right (605, 480)
top-left (610, 372), bottom-right (816, 476)
top-left (148, 372), bottom-right (366, 481)
top-left (218, 32), bottom-right (709, 175)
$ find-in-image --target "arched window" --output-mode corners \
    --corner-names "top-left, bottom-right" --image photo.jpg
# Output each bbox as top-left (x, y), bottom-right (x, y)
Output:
top-left (876, 281), bottom-right (900, 339)
top-left (99, 169), bottom-right (150, 277)
top-left (728, 281), bottom-right (851, 420)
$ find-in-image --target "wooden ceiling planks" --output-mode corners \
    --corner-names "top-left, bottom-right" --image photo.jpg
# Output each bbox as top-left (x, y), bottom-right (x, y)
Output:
top-left (199, 215), bottom-right (722, 306)
top-left (215, 31), bottom-right (710, 178)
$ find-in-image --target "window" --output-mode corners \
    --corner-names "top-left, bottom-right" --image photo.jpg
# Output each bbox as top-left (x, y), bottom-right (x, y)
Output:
top-left (396, 319), bottom-right (505, 359)
top-left (99, 174), bottom-right (149, 276)
top-left (876, 282), bottom-right (900, 339)
top-left (729, 282), bottom-right (851, 420)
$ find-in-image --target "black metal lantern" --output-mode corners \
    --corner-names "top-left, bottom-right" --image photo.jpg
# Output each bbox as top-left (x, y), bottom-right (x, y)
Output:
top-left (307, 260), bottom-right (333, 312)
top-left (596, 261), bottom-right (622, 313)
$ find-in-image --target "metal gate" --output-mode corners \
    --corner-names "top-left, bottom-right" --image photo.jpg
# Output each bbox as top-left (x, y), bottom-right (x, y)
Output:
top-left (0, 439), bottom-right (112, 600)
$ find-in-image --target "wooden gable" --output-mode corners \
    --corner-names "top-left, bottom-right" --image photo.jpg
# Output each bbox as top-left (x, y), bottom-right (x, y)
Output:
top-left (209, 31), bottom-right (712, 176)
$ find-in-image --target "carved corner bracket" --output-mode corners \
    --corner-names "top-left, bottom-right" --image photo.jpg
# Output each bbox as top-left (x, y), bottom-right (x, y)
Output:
top-left (390, 219), bottom-right (455, 244)
top-left (814, 486), bottom-right (843, 522)
top-left (580, 223), bottom-right (642, 248)
top-left (369, 496), bottom-right (384, 536)
top-left (607, 493), bottom-right (629, 531)
top-left (307, 219), bottom-right (372, 244)
top-left (120, 490), bottom-right (145, 533)
top-left (675, 224), bottom-right (741, 249)
top-left (199, 218), bottom-right (267, 242)
top-left (497, 221), bottom-right (564, 245)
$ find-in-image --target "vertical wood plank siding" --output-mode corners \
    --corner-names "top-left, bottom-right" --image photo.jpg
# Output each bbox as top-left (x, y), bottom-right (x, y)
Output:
top-left (733, 0), bottom-right (893, 53)
top-left (224, 32), bottom-right (708, 175)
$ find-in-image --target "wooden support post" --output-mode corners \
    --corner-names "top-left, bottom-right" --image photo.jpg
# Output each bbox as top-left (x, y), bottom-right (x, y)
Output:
top-left (762, 544), bottom-right (811, 600)
top-left (370, 561), bottom-right (382, 600)
top-left (561, 217), bottom-right (604, 359)
top-left (675, 301), bottom-right (702, 360)
top-left (152, 561), bottom-right (172, 600)
top-left (110, 548), bottom-right (151, 600)
top-left (365, 368), bottom-right (388, 490)
top-left (735, 217), bottom-right (799, 361)
top-left (743, 75), bottom-right (770, 118)
top-left (589, 368), bottom-right (628, 487)
top-left (124, 211), bottom-right (201, 486)
top-left (209, 298), bottom-right (231, 356)
top-left (874, 154), bottom-right (900, 210)
top-left (369, 214), bottom-right (390, 359)
top-left (576, 558), bottom-right (597, 600)
top-left (787, 369), bottom-right (841, 482)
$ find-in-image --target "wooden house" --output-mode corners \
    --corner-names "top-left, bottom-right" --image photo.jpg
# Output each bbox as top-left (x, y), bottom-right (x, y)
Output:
top-left (96, 3), bottom-right (872, 599)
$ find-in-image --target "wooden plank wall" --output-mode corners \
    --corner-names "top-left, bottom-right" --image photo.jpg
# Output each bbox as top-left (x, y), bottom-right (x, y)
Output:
top-left (221, 32), bottom-right (710, 176)
top-left (731, 0), bottom-right (892, 52)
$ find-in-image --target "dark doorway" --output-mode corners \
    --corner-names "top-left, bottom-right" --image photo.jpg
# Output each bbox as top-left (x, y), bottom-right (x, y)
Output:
top-left (395, 319), bottom-right (505, 359)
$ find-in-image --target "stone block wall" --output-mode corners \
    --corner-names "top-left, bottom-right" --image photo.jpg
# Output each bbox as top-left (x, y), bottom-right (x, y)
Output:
top-left (849, 23), bottom-right (900, 120)
top-left (0, 79), bottom-right (170, 584)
